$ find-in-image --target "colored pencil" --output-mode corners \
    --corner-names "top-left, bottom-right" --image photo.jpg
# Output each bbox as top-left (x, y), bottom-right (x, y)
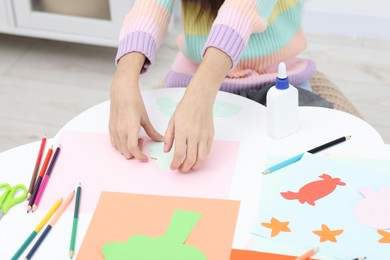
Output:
top-left (262, 135), bottom-right (351, 174)
top-left (27, 146), bottom-right (53, 212)
top-left (25, 191), bottom-right (75, 260)
top-left (32, 145), bottom-right (61, 212)
top-left (27, 136), bottom-right (47, 200)
top-left (295, 247), bottom-right (319, 260)
top-left (12, 198), bottom-right (62, 260)
top-left (351, 258), bottom-right (366, 260)
top-left (69, 183), bottom-right (82, 258)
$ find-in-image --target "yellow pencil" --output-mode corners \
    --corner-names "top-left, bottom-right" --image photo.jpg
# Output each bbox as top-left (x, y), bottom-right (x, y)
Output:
top-left (295, 247), bottom-right (319, 260)
top-left (12, 198), bottom-right (63, 260)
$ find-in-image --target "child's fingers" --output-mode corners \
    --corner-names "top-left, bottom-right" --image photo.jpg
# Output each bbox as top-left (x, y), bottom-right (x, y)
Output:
top-left (142, 117), bottom-right (163, 142)
top-left (117, 133), bottom-right (132, 159)
top-left (164, 120), bottom-right (175, 153)
top-left (170, 135), bottom-right (186, 170)
top-left (127, 133), bottom-right (148, 162)
top-left (179, 140), bottom-right (198, 173)
top-left (109, 129), bottom-right (119, 150)
top-left (192, 142), bottom-right (208, 170)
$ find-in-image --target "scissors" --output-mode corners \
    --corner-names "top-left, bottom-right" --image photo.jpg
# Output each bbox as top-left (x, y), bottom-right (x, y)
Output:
top-left (0, 183), bottom-right (27, 220)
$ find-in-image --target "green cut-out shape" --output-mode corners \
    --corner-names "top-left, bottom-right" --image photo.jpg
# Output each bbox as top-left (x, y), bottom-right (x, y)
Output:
top-left (157, 97), bottom-right (241, 118)
top-left (157, 97), bottom-right (177, 117)
top-left (148, 142), bottom-right (173, 171)
top-left (102, 210), bottom-right (206, 260)
top-left (213, 101), bottom-right (241, 117)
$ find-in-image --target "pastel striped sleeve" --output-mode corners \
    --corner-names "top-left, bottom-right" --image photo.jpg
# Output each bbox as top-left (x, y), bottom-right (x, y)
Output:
top-left (202, 0), bottom-right (277, 69)
top-left (116, 0), bottom-right (175, 73)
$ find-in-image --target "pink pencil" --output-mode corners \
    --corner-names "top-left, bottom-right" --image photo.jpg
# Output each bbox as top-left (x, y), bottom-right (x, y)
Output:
top-left (32, 146), bottom-right (61, 212)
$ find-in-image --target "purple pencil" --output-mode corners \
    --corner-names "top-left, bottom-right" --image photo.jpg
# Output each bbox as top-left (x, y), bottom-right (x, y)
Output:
top-left (32, 145), bottom-right (61, 212)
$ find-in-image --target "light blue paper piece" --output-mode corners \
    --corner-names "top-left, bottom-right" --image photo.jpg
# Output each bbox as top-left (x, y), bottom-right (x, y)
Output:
top-left (252, 153), bottom-right (390, 259)
top-left (213, 101), bottom-right (241, 117)
top-left (252, 154), bottom-right (338, 259)
top-left (148, 142), bottom-right (173, 171)
top-left (157, 97), bottom-right (177, 117)
top-left (156, 97), bottom-right (241, 118)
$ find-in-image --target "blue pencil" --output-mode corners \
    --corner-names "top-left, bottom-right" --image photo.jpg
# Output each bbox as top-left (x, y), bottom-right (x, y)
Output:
top-left (262, 153), bottom-right (304, 174)
top-left (262, 135), bottom-right (351, 174)
top-left (24, 225), bottom-right (52, 260)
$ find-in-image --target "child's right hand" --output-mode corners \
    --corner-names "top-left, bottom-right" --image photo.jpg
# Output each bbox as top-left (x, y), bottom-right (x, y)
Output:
top-left (109, 53), bottom-right (163, 161)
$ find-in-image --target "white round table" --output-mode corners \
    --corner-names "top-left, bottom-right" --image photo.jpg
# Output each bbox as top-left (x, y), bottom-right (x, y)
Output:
top-left (0, 88), bottom-right (386, 259)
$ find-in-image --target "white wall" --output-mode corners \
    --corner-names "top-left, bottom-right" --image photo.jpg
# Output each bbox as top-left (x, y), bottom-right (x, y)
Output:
top-left (303, 0), bottom-right (390, 40)
top-left (305, 0), bottom-right (389, 16)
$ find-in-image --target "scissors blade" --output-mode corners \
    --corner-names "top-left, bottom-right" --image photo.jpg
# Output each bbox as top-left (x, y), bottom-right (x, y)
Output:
top-left (0, 210), bottom-right (4, 220)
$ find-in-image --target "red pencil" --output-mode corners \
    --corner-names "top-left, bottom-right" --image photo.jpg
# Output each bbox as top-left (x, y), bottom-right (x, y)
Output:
top-left (27, 136), bottom-right (47, 200)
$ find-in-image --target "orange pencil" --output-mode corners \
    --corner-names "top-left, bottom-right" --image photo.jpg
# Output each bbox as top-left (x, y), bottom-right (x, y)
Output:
top-left (295, 247), bottom-right (319, 260)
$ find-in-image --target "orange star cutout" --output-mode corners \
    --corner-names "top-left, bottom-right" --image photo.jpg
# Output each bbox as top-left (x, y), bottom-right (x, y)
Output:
top-left (261, 217), bottom-right (291, 237)
top-left (378, 230), bottom-right (390, 243)
top-left (312, 224), bottom-right (343, 242)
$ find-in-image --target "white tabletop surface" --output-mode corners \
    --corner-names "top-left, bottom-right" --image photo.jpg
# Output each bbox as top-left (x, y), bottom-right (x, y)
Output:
top-left (0, 88), bottom-right (387, 259)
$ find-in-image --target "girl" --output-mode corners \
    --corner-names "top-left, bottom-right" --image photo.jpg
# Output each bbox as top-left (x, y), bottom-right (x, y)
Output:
top-left (109, 0), bottom-right (315, 172)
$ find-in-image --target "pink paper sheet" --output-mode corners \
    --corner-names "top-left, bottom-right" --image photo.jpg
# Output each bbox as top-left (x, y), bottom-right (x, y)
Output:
top-left (354, 187), bottom-right (390, 229)
top-left (39, 131), bottom-right (240, 213)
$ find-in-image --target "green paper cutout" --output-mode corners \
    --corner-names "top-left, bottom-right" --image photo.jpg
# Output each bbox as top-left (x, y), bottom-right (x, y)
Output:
top-left (157, 97), bottom-right (177, 117)
top-left (102, 210), bottom-right (206, 260)
top-left (157, 97), bottom-right (241, 118)
top-left (213, 101), bottom-right (241, 117)
top-left (148, 142), bottom-right (173, 171)
top-left (164, 210), bottom-right (202, 243)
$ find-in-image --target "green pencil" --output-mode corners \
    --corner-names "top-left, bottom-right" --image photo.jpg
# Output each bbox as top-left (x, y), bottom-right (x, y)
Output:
top-left (69, 183), bottom-right (82, 259)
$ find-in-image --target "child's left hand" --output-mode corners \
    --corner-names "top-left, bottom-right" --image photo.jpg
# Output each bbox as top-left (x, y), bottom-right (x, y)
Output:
top-left (164, 47), bottom-right (232, 172)
top-left (163, 91), bottom-right (214, 173)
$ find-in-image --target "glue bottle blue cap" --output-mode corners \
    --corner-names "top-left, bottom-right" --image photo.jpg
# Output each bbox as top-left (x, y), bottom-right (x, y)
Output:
top-left (276, 62), bottom-right (289, 90)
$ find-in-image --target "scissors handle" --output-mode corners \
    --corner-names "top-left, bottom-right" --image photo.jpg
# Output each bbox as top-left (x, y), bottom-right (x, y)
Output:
top-left (0, 183), bottom-right (11, 208)
top-left (1, 184), bottom-right (27, 214)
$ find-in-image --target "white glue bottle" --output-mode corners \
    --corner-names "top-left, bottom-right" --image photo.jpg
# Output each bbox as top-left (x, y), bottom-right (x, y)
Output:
top-left (266, 62), bottom-right (299, 139)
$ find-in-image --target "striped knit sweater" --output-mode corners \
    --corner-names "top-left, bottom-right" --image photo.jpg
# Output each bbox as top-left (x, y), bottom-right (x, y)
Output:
top-left (116, 0), bottom-right (316, 94)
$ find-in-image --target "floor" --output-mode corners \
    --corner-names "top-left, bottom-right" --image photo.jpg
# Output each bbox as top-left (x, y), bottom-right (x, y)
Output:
top-left (0, 28), bottom-right (389, 152)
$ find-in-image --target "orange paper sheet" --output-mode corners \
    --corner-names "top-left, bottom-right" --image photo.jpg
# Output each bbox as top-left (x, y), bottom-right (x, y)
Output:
top-left (77, 192), bottom-right (240, 260)
top-left (230, 249), bottom-right (315, 259)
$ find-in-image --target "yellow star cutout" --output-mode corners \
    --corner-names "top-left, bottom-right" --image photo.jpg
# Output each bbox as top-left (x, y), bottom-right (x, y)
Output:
top-left (261, 217), bottom-right (291, 237)
top-left (378, 230), bottom-right (390, 243)
top-left (313, 224), bottom-right (343, 242)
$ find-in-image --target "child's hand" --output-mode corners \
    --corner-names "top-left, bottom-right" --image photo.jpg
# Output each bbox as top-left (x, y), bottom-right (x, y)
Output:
top-left (164, 92), bottom-right (214, 172)
top-left (164, 47), bottom-right (232, 172)
top-left (109, 53), bottom-right (163, 161)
